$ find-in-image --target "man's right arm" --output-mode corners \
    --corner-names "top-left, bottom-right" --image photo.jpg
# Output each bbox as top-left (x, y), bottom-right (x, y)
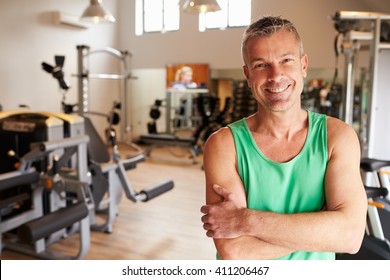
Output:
top-left (202, 127), bottom-right (294, 259)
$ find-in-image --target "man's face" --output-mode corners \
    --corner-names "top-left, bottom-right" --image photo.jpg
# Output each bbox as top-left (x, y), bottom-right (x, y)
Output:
top-left (243, 30), bottom-right (308, 113)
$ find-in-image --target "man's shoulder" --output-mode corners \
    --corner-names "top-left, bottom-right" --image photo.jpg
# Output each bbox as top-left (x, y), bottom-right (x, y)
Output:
top-left (326, 115), bottom-right (354, 135)
top-left (325, 115), bottom-right (360, 152)
top-left (203, 125), bottom-right (231, 146)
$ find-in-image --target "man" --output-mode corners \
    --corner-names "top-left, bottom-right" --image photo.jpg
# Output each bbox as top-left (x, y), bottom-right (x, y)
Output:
top-left (200, 16), bottom-right (367, 260)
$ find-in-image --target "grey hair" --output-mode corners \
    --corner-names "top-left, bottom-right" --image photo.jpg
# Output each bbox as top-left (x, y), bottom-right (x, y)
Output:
top-left (241, 16), bottom-right (304, 61)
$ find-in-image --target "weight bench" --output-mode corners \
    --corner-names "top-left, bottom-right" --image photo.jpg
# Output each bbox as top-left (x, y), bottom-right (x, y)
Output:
top-left (139, 134), bottom-right (197, 164)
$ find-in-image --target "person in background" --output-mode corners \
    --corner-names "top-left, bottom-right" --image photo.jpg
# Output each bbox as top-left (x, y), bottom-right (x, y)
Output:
top-left (200, 15), bottom-right (367, 260)
top-left (172, 66), bottom-right (197, 89)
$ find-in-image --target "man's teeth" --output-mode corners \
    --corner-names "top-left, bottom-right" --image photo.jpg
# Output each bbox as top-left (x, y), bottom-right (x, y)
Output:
top-left (268, 86), bottom-right (288, 93)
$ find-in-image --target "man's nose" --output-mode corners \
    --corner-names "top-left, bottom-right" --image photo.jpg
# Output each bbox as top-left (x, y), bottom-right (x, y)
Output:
top-left (267, 64), bottom-right (283, 82)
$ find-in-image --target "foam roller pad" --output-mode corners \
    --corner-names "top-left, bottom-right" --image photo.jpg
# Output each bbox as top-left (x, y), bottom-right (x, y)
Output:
top-left (18, 202), bottom-right (89, 244)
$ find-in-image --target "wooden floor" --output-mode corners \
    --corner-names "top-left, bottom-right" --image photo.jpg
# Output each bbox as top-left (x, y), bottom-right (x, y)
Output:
top-left (0, 145), bottom-right (216, 260)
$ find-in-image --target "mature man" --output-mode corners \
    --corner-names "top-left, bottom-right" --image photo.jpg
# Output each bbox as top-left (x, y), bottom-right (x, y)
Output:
top-left (200, 16), bottom-right (367, 260)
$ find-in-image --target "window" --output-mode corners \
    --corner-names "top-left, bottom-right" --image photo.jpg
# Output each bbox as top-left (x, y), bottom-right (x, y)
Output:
top-left (136, 0), bottom-right (180, 35)
top-left (199, 0), bottom-right (251, 32)
top-left (135, 0), bottom-right (251, 35)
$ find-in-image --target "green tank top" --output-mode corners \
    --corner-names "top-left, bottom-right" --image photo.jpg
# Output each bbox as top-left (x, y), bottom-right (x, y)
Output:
top-left (228, 111), bottom-right (334, 260)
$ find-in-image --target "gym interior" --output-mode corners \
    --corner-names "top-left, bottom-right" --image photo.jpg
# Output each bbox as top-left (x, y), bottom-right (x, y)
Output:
top-left (1, 0), bottom-right (390, 261)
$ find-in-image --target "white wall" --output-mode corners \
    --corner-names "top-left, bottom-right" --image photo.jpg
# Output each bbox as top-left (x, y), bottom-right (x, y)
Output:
top-left (120, 0), bottom-right (390, 69)
top-left (0, 0), bottom-right (119, 138)
top-left (1, 0), bottom-right (390, 138)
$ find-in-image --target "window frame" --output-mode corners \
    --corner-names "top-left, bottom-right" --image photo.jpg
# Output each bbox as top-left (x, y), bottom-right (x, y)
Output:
top-left (135, 0), bottom-right (180, 36)
top-left (135, 0), bottom-right (251, 35)
top-left (199, 0), bottom-right (251, 32)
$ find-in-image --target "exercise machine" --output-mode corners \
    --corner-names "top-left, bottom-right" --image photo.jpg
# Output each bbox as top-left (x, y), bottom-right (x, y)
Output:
top-left (337, 158), bottom-right (390, 259)
top-left (0, 134), bottom-right (92, 259)
top-left (83, 113), bottom-right (174, 233)
top-left (140, 88), bottom-right (208, 163)
top-left (192, 95), bottom-right (232, 148)
top-left (41, 52), bottom-right (175, 233)
top-left (75, 44), bottom-right (140, 151)
top-left (0, 109), bottom-right (173, 250)
top-left (140, 95), bottom-right (231, 163)
top-left (331, 11), bottom-right (390, 159)
top-left (140, 95), bottom-right (200, 164)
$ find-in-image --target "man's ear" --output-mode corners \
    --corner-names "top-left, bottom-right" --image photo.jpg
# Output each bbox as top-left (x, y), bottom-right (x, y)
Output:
top-left (301, 54), bottom-right (308, 78)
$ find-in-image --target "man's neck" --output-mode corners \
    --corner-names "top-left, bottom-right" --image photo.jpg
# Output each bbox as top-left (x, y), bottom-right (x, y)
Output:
top-left (249, 108), bottom-right (308, 140)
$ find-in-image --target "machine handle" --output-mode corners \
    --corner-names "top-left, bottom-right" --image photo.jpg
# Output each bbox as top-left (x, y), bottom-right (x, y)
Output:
top-left (365, 186), bottom-right (389, 199)
top-left (121, 154), bottom-right (145, 170)
top-left (138, 180), bottom-right (174, 202)
top-left (368, 201), bottom-right (385, 209)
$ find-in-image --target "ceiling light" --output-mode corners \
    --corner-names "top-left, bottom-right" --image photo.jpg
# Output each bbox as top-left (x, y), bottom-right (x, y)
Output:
top-left (182, 0), bottom-right (221, 13)
top-left (81, 0), bottom-right (116, 23)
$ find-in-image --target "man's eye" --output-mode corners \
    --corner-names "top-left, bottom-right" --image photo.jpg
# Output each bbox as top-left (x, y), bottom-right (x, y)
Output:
top-left (254, 63), bottom-right (266, 68)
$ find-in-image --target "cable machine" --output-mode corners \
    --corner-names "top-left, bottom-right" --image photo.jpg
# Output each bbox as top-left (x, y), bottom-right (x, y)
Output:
top-left (332, 11), bottom-right (390, 159)
top-left (332, 11), bottom-right (390, 260)
top-left (75, 45), bottom-right (140, 151)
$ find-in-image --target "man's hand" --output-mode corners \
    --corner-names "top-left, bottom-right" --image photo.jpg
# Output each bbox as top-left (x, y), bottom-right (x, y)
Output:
top-left (200, 184), bottom-right (247, 239)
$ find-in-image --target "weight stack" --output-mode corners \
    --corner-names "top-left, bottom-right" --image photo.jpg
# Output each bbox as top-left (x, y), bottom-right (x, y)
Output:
top-left (231, 80), bottom-right (257, 122)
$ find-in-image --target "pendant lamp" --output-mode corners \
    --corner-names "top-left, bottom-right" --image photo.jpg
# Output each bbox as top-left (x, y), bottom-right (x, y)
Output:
top-left (81, 0), bottom-right (116, 23)
top-left (182, 0), bottom-right (221, 13)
